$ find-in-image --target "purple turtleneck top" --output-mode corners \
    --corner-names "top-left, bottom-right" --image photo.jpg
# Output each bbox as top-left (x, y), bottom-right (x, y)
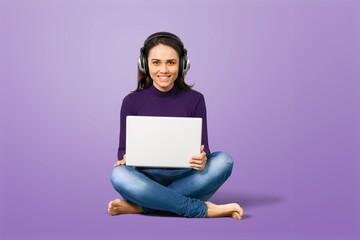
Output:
top-left (117, 84), bottom-right (211, 160)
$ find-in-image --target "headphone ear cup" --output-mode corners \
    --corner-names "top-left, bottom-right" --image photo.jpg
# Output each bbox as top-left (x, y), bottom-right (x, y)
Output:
top-left (182, 55), bottom-right (191, 76)
top-left (138, 47), bottom-right (147, 74)
top-left (137, 57), bottom-right (145, 74)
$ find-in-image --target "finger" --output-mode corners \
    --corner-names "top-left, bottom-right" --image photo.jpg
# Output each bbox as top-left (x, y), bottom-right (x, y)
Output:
top-left (201, 145), bottom-right (204, 152)
top-left (191, 153), bottom-right (206, 160)
top-left (113, 160), bottom-right (125, 168)
top-left (192, 165), bottom-right (205, 171)
top-left (193, 158), bottom-right (207, 165)
top-left (191, 166), bottom-right (201, 170)
top-left (190, 162), bottom-right (203, 168)
top-left (190, 161), bottom-right (206, 169)
top-left (239, 207), bottom-right (244, 217)
top-left (194, 151), bottom-right (206, 159)
top-left (191, 155), bottom-right (206, 164)
top-left (202, 160), bottom-right (207, 168)
top-left (189, 159), bottom-right (204, 165)
top-left (113, 163), bottom-right (121, 168)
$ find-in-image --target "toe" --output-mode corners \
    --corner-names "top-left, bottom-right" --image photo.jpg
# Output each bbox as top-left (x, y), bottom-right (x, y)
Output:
top-left (239, 207), bottom-right (244, 217)
top-left (232, 212), bottom-right (241, 220)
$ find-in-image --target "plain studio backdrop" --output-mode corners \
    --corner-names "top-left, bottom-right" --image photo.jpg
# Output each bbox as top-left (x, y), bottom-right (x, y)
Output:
top-left (0, 0), bottom-right (359, 240)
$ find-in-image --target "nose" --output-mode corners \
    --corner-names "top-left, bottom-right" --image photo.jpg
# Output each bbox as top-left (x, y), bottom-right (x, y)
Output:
top-left (159, 63), bottom-right (168, 73)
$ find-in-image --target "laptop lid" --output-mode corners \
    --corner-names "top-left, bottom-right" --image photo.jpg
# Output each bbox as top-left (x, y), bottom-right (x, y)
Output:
top-left (126, 116), bottom-right (202, 168)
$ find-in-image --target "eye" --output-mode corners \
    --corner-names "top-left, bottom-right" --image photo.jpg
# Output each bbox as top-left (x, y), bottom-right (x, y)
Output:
top-left (168, 61), bottom-right (176, 65)
top-left (152, 61), bottom-right (160, 65)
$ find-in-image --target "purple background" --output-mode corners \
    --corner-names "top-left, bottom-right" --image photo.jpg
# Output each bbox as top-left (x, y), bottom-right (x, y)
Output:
top-left (1, 0), bottom-right (359, 239)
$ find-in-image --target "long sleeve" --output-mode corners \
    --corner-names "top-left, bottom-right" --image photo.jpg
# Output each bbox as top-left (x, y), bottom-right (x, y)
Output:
top-left (193, 95), bottom-right (211, 156)
top-left (117, 96), bottom-right (133, 160)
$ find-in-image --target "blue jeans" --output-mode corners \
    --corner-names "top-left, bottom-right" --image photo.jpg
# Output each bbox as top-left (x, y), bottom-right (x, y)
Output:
top-left (110, 151), bottom-right (234, 218)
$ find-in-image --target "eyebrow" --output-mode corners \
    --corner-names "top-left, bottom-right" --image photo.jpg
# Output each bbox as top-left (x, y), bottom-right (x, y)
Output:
top-left (150, 59), bottom-right (177, 62)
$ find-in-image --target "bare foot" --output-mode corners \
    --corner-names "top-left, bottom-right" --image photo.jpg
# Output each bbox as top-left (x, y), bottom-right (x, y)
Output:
top-left (205, 201), bottom-right (244, 220)
top-left (107, 199), bottom-right (143, 216)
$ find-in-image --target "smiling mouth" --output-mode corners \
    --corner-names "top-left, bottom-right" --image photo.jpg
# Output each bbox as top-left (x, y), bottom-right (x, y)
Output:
top-left (158, 75), bottom-right (171, 82)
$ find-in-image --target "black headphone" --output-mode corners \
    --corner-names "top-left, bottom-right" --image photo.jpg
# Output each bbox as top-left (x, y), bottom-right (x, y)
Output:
top-left (137, 32), bottom-right (191, 76)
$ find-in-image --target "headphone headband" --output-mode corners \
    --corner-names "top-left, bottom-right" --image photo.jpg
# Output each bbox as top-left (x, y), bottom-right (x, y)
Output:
top-left (143, 32), bottom-right (185, 49)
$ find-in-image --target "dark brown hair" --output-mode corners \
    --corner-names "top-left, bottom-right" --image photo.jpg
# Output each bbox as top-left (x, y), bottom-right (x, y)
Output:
top-left (135, 37), bottom-right (193, 91)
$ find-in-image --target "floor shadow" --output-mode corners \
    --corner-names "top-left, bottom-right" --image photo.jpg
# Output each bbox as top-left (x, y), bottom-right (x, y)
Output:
top-left (241, 214), bottom-right (252, 220)
top-left (143, 212), bottom-right (253, 220)
top-left (210, 191), bottom-right (285, 209)
top-left (142, 211), bottom-right (182, 218)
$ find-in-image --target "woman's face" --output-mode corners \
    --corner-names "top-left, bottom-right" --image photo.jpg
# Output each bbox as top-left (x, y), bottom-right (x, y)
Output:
top-left (148, 44), bottom-right (179, 92)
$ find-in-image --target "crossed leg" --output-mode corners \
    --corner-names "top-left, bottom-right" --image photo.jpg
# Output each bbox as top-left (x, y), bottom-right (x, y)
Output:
top-left (108, 152), bottom-right (244, 219)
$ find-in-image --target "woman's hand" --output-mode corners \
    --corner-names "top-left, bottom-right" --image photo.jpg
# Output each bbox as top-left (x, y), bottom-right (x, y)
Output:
top-left (190, 145), bottom-right (207, 170)
top-left (113, 154), bottom-right (126, 168)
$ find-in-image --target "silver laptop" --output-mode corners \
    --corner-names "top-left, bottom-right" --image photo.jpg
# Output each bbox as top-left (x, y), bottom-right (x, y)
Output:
top-left (126, 116), bottom-right (202, 168)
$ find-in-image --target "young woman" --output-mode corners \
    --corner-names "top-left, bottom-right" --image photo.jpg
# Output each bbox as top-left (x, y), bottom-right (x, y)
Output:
top-left (108, 32), bottom-right (244, 219)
